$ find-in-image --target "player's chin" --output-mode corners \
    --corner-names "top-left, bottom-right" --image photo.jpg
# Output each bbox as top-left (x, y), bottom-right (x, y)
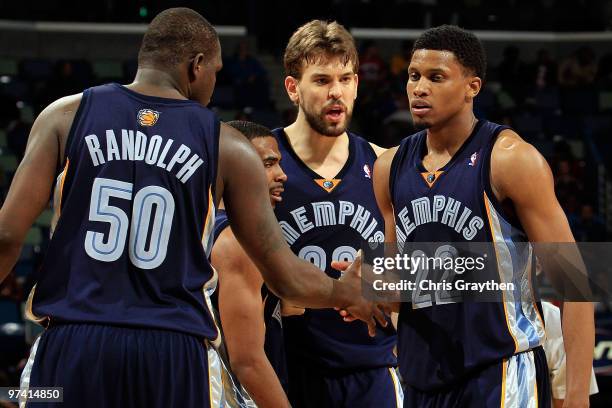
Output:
top-left (413, 118), bottom-right (432, 130)
top-left (323, 122), bottom-right (347, 137)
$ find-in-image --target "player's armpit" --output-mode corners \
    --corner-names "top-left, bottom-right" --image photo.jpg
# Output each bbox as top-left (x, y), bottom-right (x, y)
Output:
top-left (0, 94), bottom-right (81, 282)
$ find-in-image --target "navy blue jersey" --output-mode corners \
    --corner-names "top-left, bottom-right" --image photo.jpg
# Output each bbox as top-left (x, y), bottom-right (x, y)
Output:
top-left (28, 84), bottom-right (220, 341)
top-left (390, 120), bottom-right (545, 391)
top-left (272, 128), bottom-right (397, 370)
top-left (212, 209), bottom-right (289, 391)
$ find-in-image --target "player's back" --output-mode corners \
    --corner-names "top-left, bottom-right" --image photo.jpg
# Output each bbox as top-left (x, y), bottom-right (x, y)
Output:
top-left (29, 83), bottom-right (220, 340)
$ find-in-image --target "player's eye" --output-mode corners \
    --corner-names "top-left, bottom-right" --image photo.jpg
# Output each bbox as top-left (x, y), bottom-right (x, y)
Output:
top-left (409, 72), bottom-right (420, 81)
top-left (431, 74), bottom-right (443, 82)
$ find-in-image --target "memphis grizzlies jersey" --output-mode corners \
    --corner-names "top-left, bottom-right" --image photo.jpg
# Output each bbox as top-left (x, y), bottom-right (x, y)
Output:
top-left (390, 120), bottom-right (545, 391)
top-left (28, 84), bottom-right (220, 341)
top-left (272, 128), bottom-right (397, 370)
top-left (212, 209), bottom-right (289, 391)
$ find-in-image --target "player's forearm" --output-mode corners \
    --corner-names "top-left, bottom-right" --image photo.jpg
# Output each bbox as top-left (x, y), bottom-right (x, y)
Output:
top-left (0, 229), bottom-right (22, 283)
top-left (231, 356), bottom-right (290, 408)
top-left (562, 302), bottom-right (594, 399)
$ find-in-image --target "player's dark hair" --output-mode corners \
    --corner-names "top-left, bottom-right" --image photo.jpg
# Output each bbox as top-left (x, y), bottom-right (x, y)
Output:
top-left (226, 121), bottom-right (273, 141)
top-left (138, 8), bottom-right (219, 69)
top-left (412, 25), bottom-right (486, 80)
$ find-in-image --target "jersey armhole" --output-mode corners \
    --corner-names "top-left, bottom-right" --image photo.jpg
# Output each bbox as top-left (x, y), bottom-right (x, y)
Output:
top-left (211, 116), bottom-right (221, 202)
top-left (389, 140), bottom-right (407, 204)
top-left (481, 125), bottom-right (525, 232)
top-left (63, 88), bottom-right (92, 168)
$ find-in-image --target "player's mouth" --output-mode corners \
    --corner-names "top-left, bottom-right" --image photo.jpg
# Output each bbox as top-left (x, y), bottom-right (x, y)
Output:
top-left (324, 105), bottom-right (346, 122)
top-left (410, 100), bottom-right (432, 116)
top-left (270, 187), bottom-right (284, 203)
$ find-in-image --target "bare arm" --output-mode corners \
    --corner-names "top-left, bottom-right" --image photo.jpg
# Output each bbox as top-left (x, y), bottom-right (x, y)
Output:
top-left (0, 94), bottom-right (79, 283)
top-left (212, 227), bottom-right (289, 408)
top-left (492, 130), bottom-right (594, 408)
top-left (369, 142), bottom-right (388, 158)
top-left (216, 123), bottom-right (385, 333)
top-left (373, 147), bottom-right (401, 313)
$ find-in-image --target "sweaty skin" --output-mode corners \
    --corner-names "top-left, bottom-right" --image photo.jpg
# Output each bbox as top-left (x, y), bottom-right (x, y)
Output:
top-left (0, 51), bottom-right (387, 336)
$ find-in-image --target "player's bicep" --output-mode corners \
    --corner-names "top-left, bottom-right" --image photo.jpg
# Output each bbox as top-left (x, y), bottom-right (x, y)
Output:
top-left (0, 104), bottom-right (62, 241)
top-left (492, 134), bottom-right (573, 243)
top-left (373, 148), bottom-right (398, 242)
top-left (214, 232), bottom-right (266, 359)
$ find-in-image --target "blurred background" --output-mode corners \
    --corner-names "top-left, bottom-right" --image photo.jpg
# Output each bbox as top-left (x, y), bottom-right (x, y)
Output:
top-left (0, 0), bottom-right (611, 406)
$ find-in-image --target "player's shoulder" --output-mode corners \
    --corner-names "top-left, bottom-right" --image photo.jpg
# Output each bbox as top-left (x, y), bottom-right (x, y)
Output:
top-left (491, 129), bottom-right (550, 181)
top-left (347, 131), bottom-right (387, 157)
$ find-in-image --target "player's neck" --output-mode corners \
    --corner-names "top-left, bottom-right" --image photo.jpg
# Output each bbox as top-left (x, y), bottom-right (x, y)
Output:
top-left (284, 117), bottom-right (349, 166)
top-left (425, 112), bottom-right (477, 156)
top-left (128, 68), bottom-right (189, 100)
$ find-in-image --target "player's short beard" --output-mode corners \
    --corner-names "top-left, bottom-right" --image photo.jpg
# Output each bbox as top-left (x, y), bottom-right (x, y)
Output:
top-left (414, 120), bottom-right (432, 130)
top-left (302, 102), bottom-right (352, 137)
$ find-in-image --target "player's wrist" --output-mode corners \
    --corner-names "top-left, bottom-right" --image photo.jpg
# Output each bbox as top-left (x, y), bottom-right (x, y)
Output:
top-left (330, 279), bottom-right (353, 308)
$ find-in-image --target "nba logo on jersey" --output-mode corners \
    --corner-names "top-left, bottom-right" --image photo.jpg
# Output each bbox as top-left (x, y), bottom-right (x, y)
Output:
top-left (363, 164), bottom-right (372, 179)
top-left (137, 109), bottom-right (160, 126)
top-left (469, 152), bottom-right (478, 166)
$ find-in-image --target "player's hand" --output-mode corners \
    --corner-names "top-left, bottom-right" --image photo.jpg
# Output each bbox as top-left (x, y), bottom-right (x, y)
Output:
top-left (333, 253), bottom-right (388, 336)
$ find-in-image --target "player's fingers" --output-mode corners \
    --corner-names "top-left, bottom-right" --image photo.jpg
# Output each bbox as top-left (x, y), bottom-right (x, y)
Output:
top-left (331, 260), bottom-right (351, 271)
top-left (339, 309), bottom-right (349, 317)
top-left (366, 317), bottom-right (377, 337)
top-left (343, 315), bottom-right (358, 322)
top-left (373, 305), bottom-right (388, 328)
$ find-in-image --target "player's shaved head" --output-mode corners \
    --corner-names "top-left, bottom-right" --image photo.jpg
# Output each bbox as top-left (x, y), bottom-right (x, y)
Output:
top-left (138, 7), bottom-right (219, 70)
top-left (226, 121), bottom-right (274, 141)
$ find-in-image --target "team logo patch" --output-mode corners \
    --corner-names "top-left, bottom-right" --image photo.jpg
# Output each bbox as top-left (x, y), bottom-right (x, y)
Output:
top-left (363, 164), bottom-right (372, 179)
top-left (137, 109), bottom-right (160, 126)
top-left (315, 178), bottom-right (341, 193)
top-left (469, 152), bottom-right (478, 166)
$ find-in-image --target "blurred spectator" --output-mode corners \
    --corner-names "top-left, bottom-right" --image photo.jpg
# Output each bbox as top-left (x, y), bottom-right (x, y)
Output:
top-left (6, 119), bottom-right (29, 160)
top-left (390, 40), bottom-right (413, 78)
top-left (573, 204), bottom-right (607, 242)
top-left (554, 159), bottom-right (583, 208)
top-left (596, 53), bottom-right (612, 90)
top-left (558, 46), bottom-right (598, 87)
top-left (0, 273), bottom-right (21, 302)
top-left (359, 40), bottom-right (388, 86)
top-left (225, 40), bottom-right (271, 108)
top-left (497, 45), bottom-right (528, 105)
top-left (529, 49), bottom-right (558, 91)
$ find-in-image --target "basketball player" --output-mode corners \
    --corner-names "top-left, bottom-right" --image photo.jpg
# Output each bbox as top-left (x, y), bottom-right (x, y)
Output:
top-left (368, 25), bottom-right (594, 407)
top-left (0, 9), bottom-right (385, 407)
top-left (272, 20), bottom-right (401, 407)
top-left (211, 120), bottom-right (289, 408)
top-left (541, 301), bottom-right (598, 408)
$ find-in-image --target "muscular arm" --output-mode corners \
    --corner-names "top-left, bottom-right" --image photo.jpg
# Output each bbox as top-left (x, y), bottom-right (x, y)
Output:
top-left (491, 130), bottom-right (594, 407)
top-left (369, 142), bottom-right (388, 157)
top-left (211, 227), bottom-right (289, 408)
top-left (216, 123), bottom-right (384, 335)
top-left (372, 147), bottom-right (400, 313)
top-left (0, 94), bottom-right (79, 283)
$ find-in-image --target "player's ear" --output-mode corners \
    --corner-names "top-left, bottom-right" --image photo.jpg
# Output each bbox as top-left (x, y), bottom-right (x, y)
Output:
top-left (354, 73), bottom-right (359, 99)
top-left (465, 75), bottom-right (482, 102)
top-left (189, 53), bottom-right (205, 81)
top-left (285, 76), bottom-right (300, 106)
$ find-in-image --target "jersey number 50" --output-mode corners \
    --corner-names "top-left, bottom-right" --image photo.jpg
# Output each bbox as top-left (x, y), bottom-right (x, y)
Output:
top-left (84, 177), bottom-right (175, 269)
